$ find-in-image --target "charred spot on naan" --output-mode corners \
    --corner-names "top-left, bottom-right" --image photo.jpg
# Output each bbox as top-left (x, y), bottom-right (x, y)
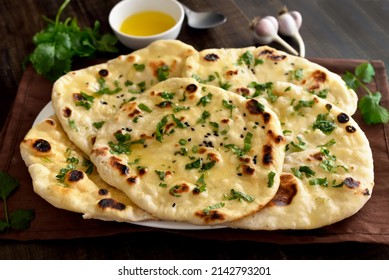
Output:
top-left (22, 138), bottom-right (52, 156)
top-left (98, 189), bottom-right (109, 196)
top-left (63, 107), bottom-right (72, 118)
top-left (98, 198), bottom-right (126, 211)
top-left (203, 53), bottom-right (219, 62)
top-left (127, 176), bottom-right (138, 185)
top-left (67, 170), bottom-right (84, 182)
top-left (267, 174), bottom-right (298, 207)
top-left (257, 48), bottom-right (287, 62)
top-left (91, 146), bottom-right (109, 157)
top-left (195, 210), bottom-right (226, 223)
top-left (109, 156), bottom-right (130, 176)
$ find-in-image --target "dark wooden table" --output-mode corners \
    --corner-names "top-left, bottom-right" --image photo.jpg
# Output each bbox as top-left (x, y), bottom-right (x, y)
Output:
top-left (1, 0), bottom-right (389, 259)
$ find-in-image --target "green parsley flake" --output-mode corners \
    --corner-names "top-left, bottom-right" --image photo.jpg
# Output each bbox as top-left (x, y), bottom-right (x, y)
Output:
top-left (224, 189), bottom-right (254, 202)
top-left (157, 65), bottom-right (170, 81)
top-left (203, 202), bottom-right (225, 215)
top-left (139, 103), bottom-right (152, 113)
top-left (312, 113), bottom-right (336, 135)
top-left (267, 171), bottom-right (276, 188)
top-left (197, 93), bottom-right (213, 107)
top-left (133, 63), bottom-right (145, 72)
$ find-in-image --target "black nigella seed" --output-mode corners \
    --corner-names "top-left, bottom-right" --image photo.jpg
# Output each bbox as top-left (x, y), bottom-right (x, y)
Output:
top-left (337, 113), bottom-right (350, 124)
top-left (346, 125), bottom-right (356, 133)
top-left (98, 69), bottom-right (109, 77)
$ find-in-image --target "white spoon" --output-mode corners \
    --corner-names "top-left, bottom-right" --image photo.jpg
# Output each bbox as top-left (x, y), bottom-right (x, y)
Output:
top-left (181, 3), bottom-right (227, 29)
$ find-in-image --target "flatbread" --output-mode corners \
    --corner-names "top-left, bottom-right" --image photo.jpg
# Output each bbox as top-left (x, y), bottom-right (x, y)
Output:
top-left (52, 40), bottom-right (197, 155)
top-left (229, 82), bottom-right (374, 230)
top-left (20, 115), bottom-right (153, 222)
top-left (183, 45), bottom-right (358, 115)
top-left (90, 77), bottom-right (286, 225)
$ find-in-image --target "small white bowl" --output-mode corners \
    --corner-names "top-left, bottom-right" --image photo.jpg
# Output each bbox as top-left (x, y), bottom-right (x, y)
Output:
top-left (109, 0), bottom-right (184, 50)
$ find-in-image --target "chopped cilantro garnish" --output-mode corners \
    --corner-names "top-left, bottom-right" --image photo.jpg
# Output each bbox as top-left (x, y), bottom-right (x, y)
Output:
top-left (222, 100), bottom-right (236, 117)
top-left (95, 77), bottom-right (122, 95)
top-left (309, 177), bottom-right (329, 187)
top-left (293, 100), bottom-right (314, 112)
top-left (133, 63), bottom-right (145, 72)
top-left (197, 93), bottom-right (213, 107)
top-left (203, 202), bottom-right (225, 215)
top-left (243, 132), bottom-right (253, 153)
top-left (196, 111), bottom-right (211, 124)
top-left (157, 65), bottom-right (170, 81)
top-left (224, 189), bottom-right (254, 202)
top-left (155, 170), bottom-right (166, 181)
top-left (267, 171), bottom-right (276, 188)
top-left (92, 121), bottom-right (105, 129)
top-left (312, 113), bottom-right (336, 135)
top-left (160, 91), bottom-right (175, 100)
top-left (289, 68), bottom-right (304, 81)
top-left (139, 103), bottom-right (152, 113)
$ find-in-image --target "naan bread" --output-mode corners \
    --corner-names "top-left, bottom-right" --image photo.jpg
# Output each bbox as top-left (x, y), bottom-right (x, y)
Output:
top-left (229, 82), bottom-right (374, 230)
top-left (20, 115), bottom-right (153, 222)
top-left (183, 46), bottom-right (358, 115)
top-left (90, 78), bottom-right (286, 225)
top-left (52, 40), bottom-right (197, 155)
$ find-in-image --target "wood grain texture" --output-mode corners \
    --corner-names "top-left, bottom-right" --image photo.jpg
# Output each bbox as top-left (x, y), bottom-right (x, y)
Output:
top-left (0, 0), bottom-right (389, 259)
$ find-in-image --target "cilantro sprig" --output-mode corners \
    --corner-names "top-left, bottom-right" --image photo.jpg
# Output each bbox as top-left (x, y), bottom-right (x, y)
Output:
top-left (343, 62), bottom-right (389, 124)
top-left (0, 171), bottom-right (35, 233)
top-left (27, 0), bottom-right (118, 82)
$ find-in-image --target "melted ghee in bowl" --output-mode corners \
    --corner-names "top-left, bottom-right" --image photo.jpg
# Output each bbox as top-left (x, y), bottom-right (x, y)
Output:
top-left (120, 11), bottom-right (176, 36)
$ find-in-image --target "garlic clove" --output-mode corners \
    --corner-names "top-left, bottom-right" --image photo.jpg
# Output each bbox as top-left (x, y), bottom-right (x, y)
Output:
top-left (290, 11), bottom-right (302, 29)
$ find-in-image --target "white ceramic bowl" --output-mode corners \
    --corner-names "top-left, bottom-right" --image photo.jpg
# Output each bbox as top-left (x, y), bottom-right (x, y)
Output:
top-left (109, 0), bottom-right (184, 50)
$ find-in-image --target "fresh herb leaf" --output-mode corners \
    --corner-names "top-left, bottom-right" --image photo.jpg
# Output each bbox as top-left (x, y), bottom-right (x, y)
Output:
top-left (309, 177), bottom-right (329, 187)
top-left (169, 185), bottom-right (182, 197)
top-left (293, 100), bottom-right (314, 112)
top-left (155, 170), bottom-right (166, 181)
top-left (224, 189), bottom-right (254, 202)
top-left (222, 100), bottom-right (236, 117)
top-left (343, 62), bottom-right (389, 124)
top-left (292, 166), bottom-right (315, 179)
top-left (9, 210), bottom-right (35, 230)
top-left (185, 158), bottom-right (202, 170)
top-left (95, 77), bottom-right (122, 95)
top-left (355, 62), bottom-right (375, 83)
top-left (289, 136), bottom-right (306, 152)
top-left (133, 63), bottom-right (145, 72)
top-left (358, 92), bottom-right (389, 124)
top-left (0, 171), bottom-right (19, 200)
top-left (267, 171), bottom-right (276, 188)
top-left (27, 0), bottom-right (117, 82)
top-left (317, 139), bottom-right (336, 148)
top-left (157, 65), bottom-right (170, 81)
top-left (82, 158), bottom-right (94, 175)
top-left (203, 202), bottom-right (225, 215)
top-left (312, 113), bottom-right (336, 135)
top-left (237, 51), bottom-right (255, 66)
top-left (108, 132), bottom-right (145, 155)
top-left (139, 103), bottom-right (152, 113)
top-left (196, 111), bottom-right (211, 124)
top-left (243, 132), bottom-right (253, 153)
top-left (155, 115), bottom-right (169, 142)
top-left (194, 174), bottom-right (207, 193)
top-left (247, 81), bottom-right (273, 98)
top-left (197, 93), bottom-right (213, 107)
top-left (0, 171), bottom-right (35, 232)
top-left (160, 91), bottom-right (175, 100)
top-left (92, 121), bottom-right (105, 129)
top-left (224, 144), bottom-right (245, 158)
top-left (288, 68), bottom-right (304, 81)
